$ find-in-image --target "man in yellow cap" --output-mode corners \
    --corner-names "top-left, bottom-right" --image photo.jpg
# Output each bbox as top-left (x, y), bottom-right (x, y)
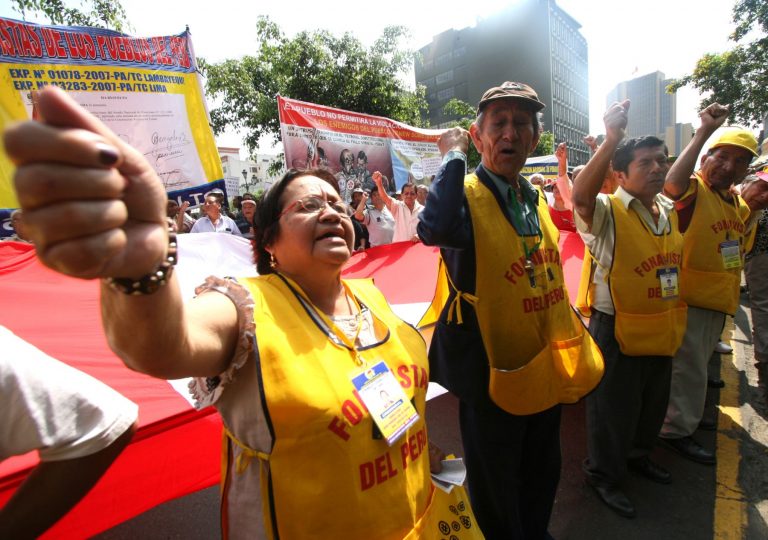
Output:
top-left (659, 103), bottom-right (768, 464)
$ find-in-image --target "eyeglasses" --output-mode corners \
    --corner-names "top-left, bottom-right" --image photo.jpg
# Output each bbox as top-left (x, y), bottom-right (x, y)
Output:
top-left (279, 195), bottom-right (350, 219)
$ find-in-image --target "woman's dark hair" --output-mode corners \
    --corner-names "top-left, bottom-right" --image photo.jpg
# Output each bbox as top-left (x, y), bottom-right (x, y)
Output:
top-left (254, 168), bottom-right (340, 274)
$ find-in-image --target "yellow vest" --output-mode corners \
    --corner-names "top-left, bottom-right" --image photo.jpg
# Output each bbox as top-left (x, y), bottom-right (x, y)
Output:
top-left (579, 196), bottom-right (687, 356)
top-left (235, 274), bottom-right (482, 540)
top-left (682, 175), bottom-right (750, 314)
top-left (424, 174), bottom-right (603, 415)
top-left (575, 244), bottom-right (595, 318)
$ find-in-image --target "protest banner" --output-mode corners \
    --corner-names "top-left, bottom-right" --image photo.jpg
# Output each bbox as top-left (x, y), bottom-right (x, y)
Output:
top-left (521, 154), bottom-right (559, 181)
top-left (0, 16), bottom-right (223, 236)
top-left (278, 96), bottom-right (443, 201)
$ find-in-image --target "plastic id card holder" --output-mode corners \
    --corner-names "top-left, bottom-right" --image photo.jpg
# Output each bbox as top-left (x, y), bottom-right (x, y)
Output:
top-left (720, 240), bottom-right (742, 269)
top-left (657, 267), bottom-right (679, 299)
top-left (351, 360), bottom-right (419, 445)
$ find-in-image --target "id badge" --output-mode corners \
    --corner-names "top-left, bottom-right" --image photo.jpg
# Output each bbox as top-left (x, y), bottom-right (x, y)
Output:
top-left (351, 360), bottom-right (419, 446)
top-left (720, 240), bottom-right (741, 269)
top-left (657, 267), bottom-right (679, 299)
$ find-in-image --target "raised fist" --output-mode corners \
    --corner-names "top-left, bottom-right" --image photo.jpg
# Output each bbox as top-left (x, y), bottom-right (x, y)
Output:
top-left (438, 127), bottom-right (469, 156)
top-left (603, 100), bottom-right (630, 143)
top-left (699, 103), bottom-right (730, 132)
top-left (5, 87), bottom-right (168, 280)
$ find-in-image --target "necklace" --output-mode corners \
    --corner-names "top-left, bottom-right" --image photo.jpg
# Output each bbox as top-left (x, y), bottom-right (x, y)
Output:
top-left (277, 274), bottom-right (368, 365)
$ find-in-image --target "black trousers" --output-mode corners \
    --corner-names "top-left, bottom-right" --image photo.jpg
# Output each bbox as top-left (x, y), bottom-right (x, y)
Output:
top-left (460, 399), bottom-right (561, 540)
top-left (584, 310), bottom-right (672, 487)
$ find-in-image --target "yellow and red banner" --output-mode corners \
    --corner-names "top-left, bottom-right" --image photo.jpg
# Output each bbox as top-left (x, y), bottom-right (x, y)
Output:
top-left (0, 229), bottom-right (585, 537)
top-left (0, 16), bottom-right (222, 223)
top-left (278, 96), bottom-right (443, 201)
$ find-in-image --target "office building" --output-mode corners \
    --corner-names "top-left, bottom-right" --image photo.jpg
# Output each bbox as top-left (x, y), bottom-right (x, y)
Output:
top-left (664, 123), bottom-right (694, 158)
top-left (219, 148), bottom-right (282, 194)
top-left (414, 0), bottom-right (590, 165)
top-left (606, 71), bottom-right (677, 141)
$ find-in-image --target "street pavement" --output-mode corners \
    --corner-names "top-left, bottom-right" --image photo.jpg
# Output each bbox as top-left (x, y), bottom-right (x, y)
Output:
top-left (96, 292), bottom-right (767, 539)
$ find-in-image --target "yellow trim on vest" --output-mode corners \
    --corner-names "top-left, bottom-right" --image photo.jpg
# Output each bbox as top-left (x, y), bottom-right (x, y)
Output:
top-left (223, 424), bottom-right (270, 474)
top-left (442, 261), bottom-right (479, 325)
top-left (418, 256), bottom-right (451, 329)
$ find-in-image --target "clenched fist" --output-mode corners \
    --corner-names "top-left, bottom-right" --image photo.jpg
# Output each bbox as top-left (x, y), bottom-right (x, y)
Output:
top-left (4, 87), bottom-right (168, 280)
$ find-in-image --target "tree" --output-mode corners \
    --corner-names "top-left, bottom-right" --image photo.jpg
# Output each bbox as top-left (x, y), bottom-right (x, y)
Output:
top-left (531, 131), bottom-right (555, 157)
top-left (668, 0), bottom-right (767, 127)
top-left (200, 17), bottom-right (429, 155)
top-left (11, 0), bottom-right (131, 32)
top-left (442, 99), bottom-right (481, 169)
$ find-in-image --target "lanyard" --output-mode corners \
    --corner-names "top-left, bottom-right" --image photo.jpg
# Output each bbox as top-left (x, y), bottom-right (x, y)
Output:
top-left (633, 200), bottom-right (671, 261)
top-left (277, 273), bottom-right (367, 366)
top-left (709, 184), bottom-right (745, 241)
top-left (508, 185), bottom-right (543, 262)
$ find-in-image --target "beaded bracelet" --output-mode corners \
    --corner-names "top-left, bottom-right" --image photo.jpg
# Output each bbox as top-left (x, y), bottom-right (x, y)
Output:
top-left (105, 219), bottom-right (178, 295)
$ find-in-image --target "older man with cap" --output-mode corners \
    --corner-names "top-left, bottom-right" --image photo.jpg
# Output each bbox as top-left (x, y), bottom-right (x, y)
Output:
top-left (659, 103), bottom-right (768, 464)
top-left (418, 81), bottom-right (604, 539)
top-left (235, 197), bottom-right (257, 237)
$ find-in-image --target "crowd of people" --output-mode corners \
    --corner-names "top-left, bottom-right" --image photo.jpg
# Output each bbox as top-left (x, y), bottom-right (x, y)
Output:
top-left (162, 174), bottom-right (430, 251)
top-left (2, 78), bottom-right (768, 540)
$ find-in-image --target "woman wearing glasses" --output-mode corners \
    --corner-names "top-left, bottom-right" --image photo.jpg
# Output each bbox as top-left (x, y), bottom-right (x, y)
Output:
top-left (6, 87), bottom-right (480, 540)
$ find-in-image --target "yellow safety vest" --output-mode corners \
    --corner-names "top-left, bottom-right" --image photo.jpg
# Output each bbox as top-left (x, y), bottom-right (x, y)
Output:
top-left (575, 244), bottom-right (595, 318)
top-left (424, 174), bottom-right (604, 415)
top-left (578, 196), bottom-right (687, 356)
top-left (682, 174), bottom-right (750, 315)
top-left (230, 274), bottom-right (482, 540)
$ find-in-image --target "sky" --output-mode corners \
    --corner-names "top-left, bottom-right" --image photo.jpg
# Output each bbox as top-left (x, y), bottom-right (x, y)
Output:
top-left (0, 0), bottom-right (743, 153)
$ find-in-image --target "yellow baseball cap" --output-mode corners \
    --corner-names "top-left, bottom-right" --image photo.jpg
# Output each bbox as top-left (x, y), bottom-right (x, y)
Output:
top-left (708, 129), bottom-right (759, 157)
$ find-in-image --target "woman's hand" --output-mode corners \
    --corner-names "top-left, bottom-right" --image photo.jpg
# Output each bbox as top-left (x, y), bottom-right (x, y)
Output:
top-left (4, 87), bottom-right (168, 280)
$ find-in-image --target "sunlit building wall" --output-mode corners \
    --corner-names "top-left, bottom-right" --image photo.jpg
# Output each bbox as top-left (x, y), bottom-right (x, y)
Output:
top-left (414, 0), bottom-right (590, 165)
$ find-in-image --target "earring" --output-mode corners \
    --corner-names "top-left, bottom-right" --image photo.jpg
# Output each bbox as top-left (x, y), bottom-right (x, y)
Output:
top-left (269, 252), bottom-right (278, 269)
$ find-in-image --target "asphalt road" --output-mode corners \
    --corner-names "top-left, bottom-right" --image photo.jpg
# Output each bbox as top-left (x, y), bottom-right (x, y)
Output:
top-left (96, 293), bottom-right (767, 540)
